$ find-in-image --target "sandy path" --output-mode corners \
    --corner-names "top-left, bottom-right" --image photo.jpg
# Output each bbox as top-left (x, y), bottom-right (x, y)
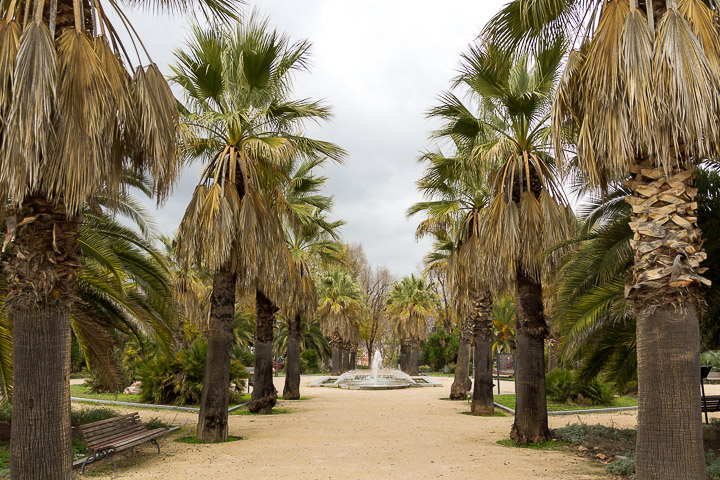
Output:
top-left (79, 376), bottom-right (645, 480)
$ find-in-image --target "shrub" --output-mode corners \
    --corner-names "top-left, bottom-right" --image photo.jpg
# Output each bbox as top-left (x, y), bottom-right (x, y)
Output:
top-left (545, 368), bottom-right (614, 406)
top-left (71, 407), bottom-right (118, 427)
top-left (553, 424), bottom-right (587, 445)
top-left (421, 330), bottom-right (459, 371)
top-left (138, 339), bottom-right (250, 406)
top-left (703, 351), bottom-right (720, 372)
top-left (300, 349), bottom-right (320, 373)
top-left (419, 365), bottom-right (433, 373)
top-left (605, 454), bottom-right (635, 479)
top-left (144, 417), bottom-right (172, 429)
top-left (0, 403), bottom-right (10, 424)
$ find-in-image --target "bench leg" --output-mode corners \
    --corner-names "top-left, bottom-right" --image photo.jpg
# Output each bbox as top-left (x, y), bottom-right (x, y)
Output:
top-left (80, 453), bottom-right (94, 475)
top-left (151, 438), bottom-right (161, 454)
top-left (109, 453), bottom-right (117, 473)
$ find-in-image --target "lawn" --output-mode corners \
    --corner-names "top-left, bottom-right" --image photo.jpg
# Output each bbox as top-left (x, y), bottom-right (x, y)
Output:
top-left (494, 394), bottom-right (638, 412)
top-left (70, 384), bottom-right (251, 408)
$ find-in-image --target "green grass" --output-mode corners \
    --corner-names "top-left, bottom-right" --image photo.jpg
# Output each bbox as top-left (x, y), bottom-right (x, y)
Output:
top-left (497, 438), bottom-right (570, 450)
top-left (0, 440), bottom-right (9, 477)
top-left (493, 394), bottom-right (638, 412)
top-left (175, 434), bottom-right (243, 444)
top-left (460, 411), bottom-right (506, 417)
top-left (230, 407), bottom-right (289, 415)
top-left (70, 384), bottom-right (141, 403)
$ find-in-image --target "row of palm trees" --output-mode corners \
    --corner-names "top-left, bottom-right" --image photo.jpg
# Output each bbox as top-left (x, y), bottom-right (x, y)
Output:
top-left (409, 0), bottom-right (720, 478)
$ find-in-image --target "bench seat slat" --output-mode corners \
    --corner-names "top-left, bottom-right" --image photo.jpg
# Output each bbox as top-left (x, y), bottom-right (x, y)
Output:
top-left (91, 428), bottom-right (164, 450)
top-left (79, 413), bottom-right (140, 432)
top-left (85, 427), bottom-right (147, 449)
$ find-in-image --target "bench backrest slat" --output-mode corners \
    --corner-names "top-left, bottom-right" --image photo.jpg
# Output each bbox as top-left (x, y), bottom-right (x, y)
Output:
top-left (79, 413), bottom-right (147, 449)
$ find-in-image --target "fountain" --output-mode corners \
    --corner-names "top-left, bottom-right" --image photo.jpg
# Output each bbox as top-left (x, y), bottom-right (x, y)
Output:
top-left (309, 350), bottom-right (442, 389)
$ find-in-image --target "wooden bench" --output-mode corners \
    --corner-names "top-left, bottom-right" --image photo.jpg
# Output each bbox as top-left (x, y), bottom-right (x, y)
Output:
top-left (703, 395), bottom-right (720, 414)
top-left (78, 412), bottom-right (168, 474)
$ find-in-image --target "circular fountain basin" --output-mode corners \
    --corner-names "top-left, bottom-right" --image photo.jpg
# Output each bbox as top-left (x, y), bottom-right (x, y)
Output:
top-left (334, 369), bottom-right (416, 390)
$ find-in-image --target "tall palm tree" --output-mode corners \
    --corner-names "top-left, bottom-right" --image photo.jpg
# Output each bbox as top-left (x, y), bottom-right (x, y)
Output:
top-left (409, 151), bottom-right (495, 408)
top-left (492, 296), bottom-right (516, 355)
top-left (174, 17), bottom-right (344, 434)
top-left (430, 41), bottom-right (573, 441)
top-left (0, 0), bottom-right (217, 456)
top-left (317, 269), bottom-right (364, 375)
top-left (386, 274), bottom-right (437, 375)
top-left (486, 0), bottom-right (720, 475)
top-left (278, 156), bottom-right (344, 399)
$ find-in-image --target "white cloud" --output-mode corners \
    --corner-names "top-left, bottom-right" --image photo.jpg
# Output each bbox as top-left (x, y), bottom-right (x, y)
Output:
top-left (123, 0), bottom-right (505, 276)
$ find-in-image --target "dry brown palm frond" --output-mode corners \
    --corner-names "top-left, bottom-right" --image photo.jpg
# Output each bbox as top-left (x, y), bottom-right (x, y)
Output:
top-left (621, 6), bottom-right (655, 152)
top-left (552, 47), bottom-right (584, 173)
top-left (678, 0), bottom-right (720, 69)
top-left (0, 20), bottom-right (20, 129)
top-left (653, 7), bottom-right (720, 165)
top-left (2, 22), bottom-right (55, 205)
top-left (44, 29), bottom-right (114, 215)
top-left (130, 64), bottom-right (178, 204)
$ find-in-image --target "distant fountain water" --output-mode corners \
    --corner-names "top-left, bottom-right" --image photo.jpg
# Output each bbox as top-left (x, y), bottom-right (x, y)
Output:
top-left (333, 350), bottom-right (416, 390)
top-left (371, 350), bottom-right (382, 379)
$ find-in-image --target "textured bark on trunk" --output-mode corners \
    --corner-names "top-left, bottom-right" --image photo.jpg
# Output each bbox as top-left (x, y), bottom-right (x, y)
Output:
top-left (450, 315), bottom-right (473, 400)
top-left (634, 304), bottom-right (704, 479)
top-left (350, 349), bottom-right (356, 370)
top-left (625, 160), bottom-right (707, 479)
top-left (407, 343), bottom-right (419, 376)
top-left (7, 197), bottom-right (80, 480)
top-left (282, 314), bottom-right (302, 400)
top-left (197, 267), bottom-right (237, 442)
top-left (510, 272), bottom-right (549, 444)
top-left (471, 293), bottom-right (494, 416)
top-left (400, 341), bottom-right (408, 372)
top-left (249, 290), bottom-right (278, 414)
top-left (331, 346), bottom-right (341, 375)
top-left (341, 347), bottom-right (350, 373)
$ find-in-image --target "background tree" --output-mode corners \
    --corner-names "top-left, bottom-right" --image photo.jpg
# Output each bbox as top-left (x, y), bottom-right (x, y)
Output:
top-left (174, 16), bottom-right (343, 434)
top-left (386, 274), bottom-right (437, 375)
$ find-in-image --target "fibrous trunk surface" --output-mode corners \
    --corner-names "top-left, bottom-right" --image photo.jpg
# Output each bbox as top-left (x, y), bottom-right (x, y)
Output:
top-left (450, 315), bottom-right (473, 400)
top-left (8, 197), bottom-right (80, 480)
top-left (471, 293), bottom-right (494, 416)
top-left (510, 272), bottom-right (549, 444)
top-left (626, 161), bottom-right (706, 479)
top-left (283, 314), bottom-right (302, 400)
top-left (197, 267), bottom-right (237, 442)
top-left (250, 289), bottom-right (278, 414)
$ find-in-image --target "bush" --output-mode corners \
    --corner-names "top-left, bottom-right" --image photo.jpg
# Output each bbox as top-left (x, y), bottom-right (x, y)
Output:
top-left (144, 417), bottom-right (173, 429)
top-left (71, 407), bottom-right (118, 427)
top-left (605, 454), bottom-right (635, 478)
top-left (553, 424), bottom-right (587, 445)
top-left (421, 330), bottom-right (459, 371)
top-left (300, 349), bottom-right (320, 374)
top-left (0, 403), bottom-right (10, 424)
top-left (703, 351), bottom-right (720, 372)
top-left (138, 339), bottom-right (250, 406)
top-left (546, 368), bottom-right (614, 406)
top-left (419, 365), bottom-right (433, 373)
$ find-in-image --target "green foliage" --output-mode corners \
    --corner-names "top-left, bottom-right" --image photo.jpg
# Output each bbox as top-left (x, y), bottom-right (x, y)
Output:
top-left (175, 434), bottom-right (242, 444)
top-left (421, 330), bottom-right (459, 371)
top-left (553, 424), bottom-right (587, 444)
top-left (0, 403), bottom-right (10, 423)
top-left (496, 438), bottom-right (569, 449)
top-left (706, 452), bottom-right (720, 480)
top-left (702, 351), bottom-right (720, 372)
top-left (0, 442), bottom-right (8, 476)
top-left (605, 454), bottom-right (635, 479)
top-left (138, 339), bottom-right (250, 406)
top-left (70, 407), bottom-right (118, 427)
top-left (545, 368), bottom-right (614, 406)
top-left (300, 349), bottom-right (320, 373)
top-left (144, 417), bottom-right (172, 429)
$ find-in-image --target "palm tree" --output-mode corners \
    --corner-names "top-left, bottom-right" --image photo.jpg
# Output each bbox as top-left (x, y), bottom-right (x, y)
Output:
top-left (317, 269), bottom-right (364, 375)
top-left (486, 0), bottom-right (720, 474)
top-left (0, 0), bottom-right (235, 469)
top-left (492, 296), bottom-right (516, 355)
top-left (174, 17), bottom-right (344, 434)
top-left (430, 41), bottom-right (573, 440)
top-left (279, 157), bottom-right (344, 399)
top-left (386, 274), bottom-right (437, 376)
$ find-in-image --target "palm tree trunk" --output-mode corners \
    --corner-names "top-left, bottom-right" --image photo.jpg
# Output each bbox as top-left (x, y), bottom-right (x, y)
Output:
top-left (471, 293), bottom-right (494, 416)
top-left (197, 267), bottom-right (237, 442)
top-left (634, 304), bottom-right (703, 479)
top-left (341, 346), bottom-right (350, 373)
top-left (408, 340), bottom-right (419, 376)
top-left (282, 314), bottom-right (302, 400)
top-left (350, 348), bottom-right (356, 370)
top-left (400, 341), bottom-right (408, 372)
top-left (331, 332), bottom-right (341, 375)
top-left (450, 315), bottom-right (473, 399)
top-left (626, 160), bottom-right (706, 479)
top-left (510, 271), bottom-right (549, 444)
top-left (8, 197), bottom-right (80, 480)
top-left (249, 289), bottom-right (278, 414)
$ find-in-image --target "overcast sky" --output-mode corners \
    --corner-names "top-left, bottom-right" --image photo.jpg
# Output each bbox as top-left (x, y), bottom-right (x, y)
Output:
top-left (124, 0), bottom-right (507, 277)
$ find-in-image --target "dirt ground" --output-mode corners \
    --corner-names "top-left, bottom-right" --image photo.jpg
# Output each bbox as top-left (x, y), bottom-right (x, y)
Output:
top-left (77, 375), bottom-right (653, 480)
